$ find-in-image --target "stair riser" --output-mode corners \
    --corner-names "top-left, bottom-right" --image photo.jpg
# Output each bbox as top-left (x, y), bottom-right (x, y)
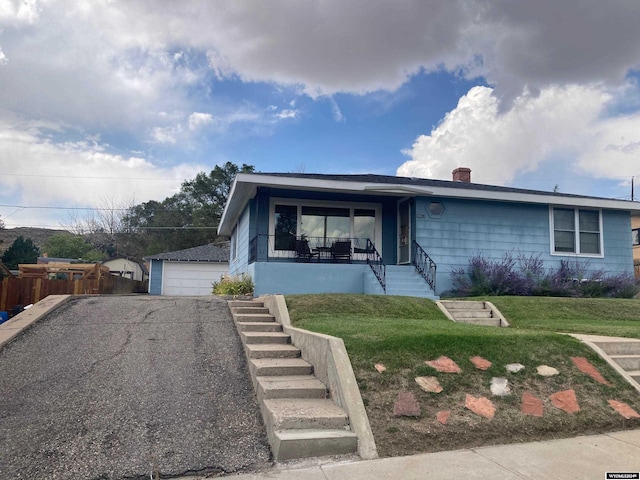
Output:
top-left (242, 333), bottom-right (290, 344)
top-left (271, 431), bottom-right (357, 461)
top-left (237, 322), bottom-right (283, 333)
top-left (245, 346), bottom-right (301, 359)
top-left (612, 357), bottom-right (640, 371)
top-left (265, 412), bottom-right (348, 431)
top-left (258, 385), bottom-right (327, 401)
top-left (440, 301), bottom-right (485, 309)
top-left (632, 373), bottom-right (640, 383)
top-left (252, 364), bottom-right (313, 377)
top-left (451, 311), bottom-right (492, 319)
top-left (234, 314), bottom-right (276, 323)
top-left (594, 342), bottom-right (640, 355)
top-left (456, 319), bottom-right (502, 327)
top-left (228, 301), bottom-right (263, 309)
top-left (232, 307), bottom-right (270, 314)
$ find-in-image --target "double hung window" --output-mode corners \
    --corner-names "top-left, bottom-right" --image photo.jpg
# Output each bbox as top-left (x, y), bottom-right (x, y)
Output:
top-left (551, 207), bottom-right (602, 256)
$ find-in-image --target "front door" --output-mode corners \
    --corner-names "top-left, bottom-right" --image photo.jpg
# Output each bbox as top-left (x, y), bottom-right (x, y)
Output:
top-left (398, 199), bottom-right (410, 264)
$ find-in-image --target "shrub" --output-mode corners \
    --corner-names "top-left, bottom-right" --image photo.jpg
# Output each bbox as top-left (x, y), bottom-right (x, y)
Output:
top-left (451, 252), bottom-right (639, 298)
top-left (212, 274), bottom-right (254, 296)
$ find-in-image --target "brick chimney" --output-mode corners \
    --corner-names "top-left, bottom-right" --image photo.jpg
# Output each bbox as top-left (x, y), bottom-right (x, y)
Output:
top-left (452, 167), bottom-right (471, 183)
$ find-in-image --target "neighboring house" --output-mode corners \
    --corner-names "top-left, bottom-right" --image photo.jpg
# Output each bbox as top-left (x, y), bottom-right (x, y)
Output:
top-left (633, 216), bottom-right (640, 278)
top-left (144, 244), bottom-right (229, 296)
top-left (217, 169), bottom-right (640, 298)
top-left (102, 257), bottom-right (148, 282)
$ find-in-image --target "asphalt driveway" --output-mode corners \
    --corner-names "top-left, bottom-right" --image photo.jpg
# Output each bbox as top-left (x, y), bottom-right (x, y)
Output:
top-left (0, 295), bottom-right (271, 479)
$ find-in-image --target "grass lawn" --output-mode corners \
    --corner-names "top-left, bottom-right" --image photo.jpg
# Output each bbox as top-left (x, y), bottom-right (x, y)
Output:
top-left (286, 294), bottom-right (640, 457)
top-left (479, 296), bottom-right (640, 338)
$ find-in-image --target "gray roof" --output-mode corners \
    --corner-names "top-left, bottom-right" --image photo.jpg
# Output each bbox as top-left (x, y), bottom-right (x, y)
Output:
top-left (144, 244), bottom-right (229, 262)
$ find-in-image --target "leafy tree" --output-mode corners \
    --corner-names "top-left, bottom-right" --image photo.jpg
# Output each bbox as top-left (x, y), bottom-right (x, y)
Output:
top-left (1, 236), bottom-right (39, 269)
top-left (42, 234), bottom-right (106, 261)
top-left (0, 215), bottom-right (5, 230)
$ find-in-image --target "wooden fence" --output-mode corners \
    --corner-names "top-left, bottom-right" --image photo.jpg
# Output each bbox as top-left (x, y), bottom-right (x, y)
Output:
top-left (0, 276), bottom-right (148, 314)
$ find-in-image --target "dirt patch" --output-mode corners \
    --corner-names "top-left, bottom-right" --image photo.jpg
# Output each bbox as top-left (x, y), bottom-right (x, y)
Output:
top-left (356, 357), bottom-right (640, 458)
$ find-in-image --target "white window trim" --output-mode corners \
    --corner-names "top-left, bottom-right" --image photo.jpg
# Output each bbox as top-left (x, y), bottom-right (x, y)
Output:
top-left (268, 197), bottom-right (383, 257)
top-left (231, 226), bottom-right (238, 262)
top-left (549, 206), bottom-right (604, 258)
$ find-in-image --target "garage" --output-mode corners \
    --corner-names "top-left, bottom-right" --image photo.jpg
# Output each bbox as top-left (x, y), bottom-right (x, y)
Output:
top-left (145, 244), bottom-right (229, 296)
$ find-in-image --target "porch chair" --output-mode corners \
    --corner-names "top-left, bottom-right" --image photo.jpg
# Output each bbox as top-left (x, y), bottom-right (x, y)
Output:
top-left (295, 238), bottom-right (319, 262)
top-left (331, 240), bottom-right (352, 263)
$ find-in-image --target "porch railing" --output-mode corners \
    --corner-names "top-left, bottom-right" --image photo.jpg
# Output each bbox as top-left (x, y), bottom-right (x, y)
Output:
top-left (412, 240), bottom-right (437, 292)
top-left (366, 239), bottom-right (386, 292)
top-left (248, 234), bottom-right (373, 263)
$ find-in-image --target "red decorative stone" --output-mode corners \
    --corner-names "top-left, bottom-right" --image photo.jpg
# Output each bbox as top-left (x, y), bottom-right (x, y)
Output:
top-left (436, 410), bottom-right (451, 425)
top-left (608, 400), bottom-right (640, 419)
top-left (465, 394), bottom-right (496, 419)
top-left (549, 389), bottom-right (580, 413)
top-left (374, 363), bottom-right (386, 373)
top-left (470, 356), bottom-right (492, 370)
top-left (521, 391), bottom-right (543, 417)
top-left (570, 357), bottom-right (612, 386)
top-left (393, 391), bottom-right (421, 417)
top-left (425, 356), bottom-right (462, 373)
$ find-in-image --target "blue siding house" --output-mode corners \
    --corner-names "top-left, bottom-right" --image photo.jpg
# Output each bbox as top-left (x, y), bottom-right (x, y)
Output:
top-left (217, 169), bottom-right (640, 299)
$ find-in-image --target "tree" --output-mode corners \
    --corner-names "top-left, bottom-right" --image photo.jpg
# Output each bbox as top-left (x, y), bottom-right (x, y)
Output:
top-left (1, 236), bottom-right (39, 269)
top-left (0, 215), bottom-right (5, 230)
top-left (42, 233), bottom-right (106, 261)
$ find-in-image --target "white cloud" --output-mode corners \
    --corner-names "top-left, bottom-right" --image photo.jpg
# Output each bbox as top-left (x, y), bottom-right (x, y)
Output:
top-left (274, 109), bottom-right (298, 120)
top-left (398, 83), bottom-right (640, 186)
top-left (188, 112), bottom-right (214, 130)
top-left (0, 46), bottom-right (7, 65)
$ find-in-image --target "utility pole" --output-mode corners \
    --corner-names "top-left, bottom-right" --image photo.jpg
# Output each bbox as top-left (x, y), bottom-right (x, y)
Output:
top-left (632, 176), bottom-right (635, 202)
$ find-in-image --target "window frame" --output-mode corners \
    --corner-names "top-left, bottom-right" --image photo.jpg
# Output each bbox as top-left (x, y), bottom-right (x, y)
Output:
top-left (230, 225), bottom-right (238, 262)
top-left (549, 206), bottom-right (604, 257)
top-left (633, 228), bottom-right (640, 246)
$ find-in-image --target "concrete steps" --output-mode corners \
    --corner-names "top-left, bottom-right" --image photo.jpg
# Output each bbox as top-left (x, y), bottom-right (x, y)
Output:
top-left (591, 339), bottom-right (640, 388)
top-left (382, 265), bottom-right (439, 299)
top-left (437, 300), bottom-right (507, 327)
top-left (229, 299), bottom-right (357, 461)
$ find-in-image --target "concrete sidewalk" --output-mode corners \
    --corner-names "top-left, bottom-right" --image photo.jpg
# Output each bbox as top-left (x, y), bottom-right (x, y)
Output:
top-left (224, 429), bottom-right (640, 480)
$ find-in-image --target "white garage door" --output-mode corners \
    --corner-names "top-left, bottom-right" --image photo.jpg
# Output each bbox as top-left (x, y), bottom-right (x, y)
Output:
top-left (162, 261), bottom-right (228, 296)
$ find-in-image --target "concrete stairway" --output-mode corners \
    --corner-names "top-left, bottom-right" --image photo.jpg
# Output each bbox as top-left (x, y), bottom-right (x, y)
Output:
top-left (365, 265), bottom-right (438, 299)
top-left (590, 338), bottom-right (640, 386)
top-left (437, 300), bottom-right (507, 327)
top-left (229, 299), bottom-right (357, 461)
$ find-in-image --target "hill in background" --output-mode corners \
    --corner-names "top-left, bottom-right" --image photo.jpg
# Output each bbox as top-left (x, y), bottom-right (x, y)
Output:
top-left (0, 227), bottom-right (68, 256)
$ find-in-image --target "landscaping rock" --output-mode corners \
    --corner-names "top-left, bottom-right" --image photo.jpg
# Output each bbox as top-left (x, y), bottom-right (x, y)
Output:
top-left (393, 391), bottom-right (421, 417)
top-left (465, 394), bottom-right (496, 420)
top-left (425, 356), bottom-right (461, 373)
top-left (506, 363), bottom-right (525, 373)
top-left (608, 400), bottom-right (640, 420)
top-left (436, 410), bottom-right (451, 425)
top-left (415, 376), bottom-right (443, 393)
top-left (537, 365), bottom-right (560, 377)
top-left (374, 363), bottom-right (386, 373)
top-left (571, 357), bottom-right (612, 386)
top-left (470, 356), bottom-right (492, 370)
top-left (490, 377), bottom-right (511, 397)
top-left (521, 391), bottom-right (543, 417)
top-left (549, 389), bottom-right (580, 413)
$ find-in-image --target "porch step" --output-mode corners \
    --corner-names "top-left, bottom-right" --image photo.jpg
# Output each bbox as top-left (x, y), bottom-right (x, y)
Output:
top-left (241, 331), bottom-right (291, 344)
top-left (257, 375), bottom-right (327, 400)
top-left (447, 310), bottom-right (492, 319)
top-left (245, 344), bottom-right (301, 359)
top-left (382, 265), bottom-right (438, 300)
top-left (237, 322), bottom-right (283, 332)
top-left (263, 398), bottom-right (349, 430)
top-left (232, 306), bottom-right (271, 314)
top-left (441, 300), bottom-right (485, 309)
top-left (228, 300), bottom-right (264, 309)
top-left (594, 341), bottom-right (640, 356)
top-left (271, 429), bottom-right (358, 461)
top-left (250, 358), bottom-right (314, 377)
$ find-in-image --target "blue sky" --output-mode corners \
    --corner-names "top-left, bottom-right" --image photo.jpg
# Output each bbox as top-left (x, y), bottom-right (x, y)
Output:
top-left (1, 1), bottom-right (640, 229)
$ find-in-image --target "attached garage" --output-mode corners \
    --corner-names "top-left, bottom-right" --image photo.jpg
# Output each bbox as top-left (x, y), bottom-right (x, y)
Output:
top-left (145, 244), bottom-right (229, 296)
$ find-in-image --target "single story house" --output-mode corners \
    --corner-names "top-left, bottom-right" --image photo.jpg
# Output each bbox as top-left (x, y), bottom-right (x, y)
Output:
top-left (102, 256), bottom-right (148, 282)
top-left (217, 169), bottom-right (640, 298)
top-left (144, 244), bottom-right (229, 296)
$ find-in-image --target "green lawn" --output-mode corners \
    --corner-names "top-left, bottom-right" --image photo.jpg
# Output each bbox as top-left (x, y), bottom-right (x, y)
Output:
top-left (482, 296), bottom-right (640, 338)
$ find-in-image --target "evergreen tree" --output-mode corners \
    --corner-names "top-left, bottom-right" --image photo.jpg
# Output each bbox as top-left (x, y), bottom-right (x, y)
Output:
top-left (1, 236), bottom-right (39, 269)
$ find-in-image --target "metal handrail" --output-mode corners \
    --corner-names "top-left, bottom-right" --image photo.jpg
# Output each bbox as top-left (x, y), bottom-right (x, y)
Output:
top-left (366, 239), bottom-right (386, 292)
top-left (412, 240), bottom-right (436, 291)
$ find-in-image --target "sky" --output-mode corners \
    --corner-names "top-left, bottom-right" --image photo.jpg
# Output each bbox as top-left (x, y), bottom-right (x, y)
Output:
top-left (1, 0), bottom-right (640, 229)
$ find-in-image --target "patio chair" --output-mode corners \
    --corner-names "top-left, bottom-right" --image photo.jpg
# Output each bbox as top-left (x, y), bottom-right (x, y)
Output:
top-left (331, 240), bottom-right (352, 263)
top-left (295, 238), bottom-right (319, 262)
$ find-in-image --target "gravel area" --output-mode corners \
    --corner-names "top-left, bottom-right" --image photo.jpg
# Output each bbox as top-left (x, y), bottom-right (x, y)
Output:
top-left (0, 295), bottom-right (271, 479)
